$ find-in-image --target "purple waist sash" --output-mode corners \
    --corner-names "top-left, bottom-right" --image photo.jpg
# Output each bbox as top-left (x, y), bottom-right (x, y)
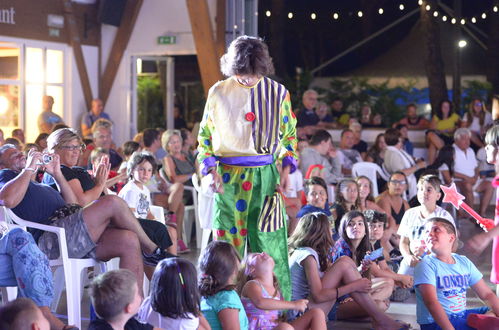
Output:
top-left (218, 154), bottom-right (274, 167)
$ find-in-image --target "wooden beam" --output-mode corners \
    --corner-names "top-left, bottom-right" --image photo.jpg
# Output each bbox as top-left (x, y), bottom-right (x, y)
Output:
top-left (186, 0), bottom-right (223, 95)
top-left (62, 0), bottom-right (93, 110)
top-left (215, 0), bottom-right (226, 59)
top-left (99, 0), bottom-right (143, 106)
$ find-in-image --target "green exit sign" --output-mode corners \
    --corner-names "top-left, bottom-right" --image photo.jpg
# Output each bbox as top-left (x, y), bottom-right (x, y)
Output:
top-left (157, 36), bottom-right (176, 45)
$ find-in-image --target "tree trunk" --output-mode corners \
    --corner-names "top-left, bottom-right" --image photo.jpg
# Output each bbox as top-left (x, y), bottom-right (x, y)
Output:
top-left (269, 0), bottom-right (286, 77)
top-left (487, 1), bottom-right (499, 95)
top-left (421, 0), bottom-right (448, 114)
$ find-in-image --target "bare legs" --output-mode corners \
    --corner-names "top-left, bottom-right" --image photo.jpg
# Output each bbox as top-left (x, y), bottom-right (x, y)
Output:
top-left (476, 179), bottom-right (494, 215)
top-left (426, 132), bottom-right (444, 164)
top-left (153, 183), bottom-right (185, 244)
top-left (39, 306), bottom-right (66, 330)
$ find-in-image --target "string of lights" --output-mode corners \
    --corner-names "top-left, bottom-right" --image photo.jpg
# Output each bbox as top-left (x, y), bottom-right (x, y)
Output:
top-left (263, 1), bottom-right (498, 25)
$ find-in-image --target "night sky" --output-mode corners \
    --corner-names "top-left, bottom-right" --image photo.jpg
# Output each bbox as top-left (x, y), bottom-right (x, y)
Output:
top-left (258, 0), bottom-right (495, 78)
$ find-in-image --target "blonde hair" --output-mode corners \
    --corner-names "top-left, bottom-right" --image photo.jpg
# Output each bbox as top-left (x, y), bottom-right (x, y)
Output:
top-left (91, 118), bottom-right (113, 136)
top-left (161, 129), bottom-right (182, 152)
top-left (236, 253), bottom-right (280, 298)
top-left (47, 128), bottom-right (82, 152)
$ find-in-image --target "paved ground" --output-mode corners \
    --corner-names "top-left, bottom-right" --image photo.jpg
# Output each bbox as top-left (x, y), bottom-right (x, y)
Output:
top-left (52, 207), bottom-right (495, 329)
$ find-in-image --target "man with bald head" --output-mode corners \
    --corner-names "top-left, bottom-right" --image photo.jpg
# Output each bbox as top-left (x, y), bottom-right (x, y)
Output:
top-left (37, 95), bottom-right (64, 134)
top-left (81, 98), bottom-right (112, 138)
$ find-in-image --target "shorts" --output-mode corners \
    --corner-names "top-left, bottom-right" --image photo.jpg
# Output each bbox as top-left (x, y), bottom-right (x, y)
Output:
top-left (426, 130), bottom-right (454, 145)
top-left (420, 306), bottom-right (489, 330)
top-left (38, 209), bottom-right (96, 259)
top-left (137, 218), bottom-right (172, 250)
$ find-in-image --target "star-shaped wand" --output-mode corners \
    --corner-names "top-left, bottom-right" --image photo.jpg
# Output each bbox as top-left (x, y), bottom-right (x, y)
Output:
top-left (440, 183), bottom-right (494, 232)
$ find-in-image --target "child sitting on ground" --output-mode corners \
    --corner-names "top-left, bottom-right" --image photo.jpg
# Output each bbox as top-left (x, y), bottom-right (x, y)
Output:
top-left (415, 217), bottom-right (499, 329)
top-left (199, 241), bottom-right (248, 329)
top-left (88, 269), bottom-right (149, 330)
top-left (238, 252), bottom-right (326, 329)
top-left (0, 298), bottom-right (50, 330)
top-left (332, 211), bottom-right (394, 317)
top-left (137, 257), bottom-right (210, 329)
top-left (296, 176), bottom-right (331, 220)
top-left (398, 174), bottom-right (454, 275)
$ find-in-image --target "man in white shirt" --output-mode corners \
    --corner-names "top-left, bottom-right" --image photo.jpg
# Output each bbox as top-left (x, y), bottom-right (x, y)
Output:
top-left (453, 128), bottom-right (493, 216)
top-left (338, 129), bottom-right (363, 176)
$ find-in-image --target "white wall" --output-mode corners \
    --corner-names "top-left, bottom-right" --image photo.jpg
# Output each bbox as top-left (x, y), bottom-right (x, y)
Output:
top-left (103, 0), bottom-right (217, 144)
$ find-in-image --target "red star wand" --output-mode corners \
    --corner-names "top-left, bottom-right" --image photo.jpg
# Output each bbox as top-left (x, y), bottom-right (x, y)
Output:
top-left (440, 183), bottom-right (494, 232)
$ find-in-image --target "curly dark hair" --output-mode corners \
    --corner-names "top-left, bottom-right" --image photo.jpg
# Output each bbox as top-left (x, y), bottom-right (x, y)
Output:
top-left (220, 36), bottom-right (275, 77)
top-left (435, 99), bottom-right (454, 120)
top-left (127, 151), bottom-right (158, 178)
top-left (198, 241), bottom-right (241, 297)
top-left (150, 258), bottom-right (201, 319)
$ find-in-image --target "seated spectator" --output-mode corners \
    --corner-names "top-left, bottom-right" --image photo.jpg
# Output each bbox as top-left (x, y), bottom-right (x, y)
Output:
top-left (88, 269), bottom-right (150, 330)
top-left (331, 211), bottom-right (394, 317)
top-left (426, 100), bottom-right (461, 164)
top-left (81, 98), bottom-right (112, 138)
top-left (395, 124), bottom-right (414, 156)
top-left (350, 121), bottom-right (368, 160)
top-left (383, 128), bottom-right (426, 199)
top-left (330, 178), bottom-right (361, 235)
top-left (356, 176), bottom-right (386, 214)
top-left (118, 140), bottom-right (141, 174)
top-left (52, 123), bottom-right (70, 132)
top-left (477, 146), bottom-right (495, 179)
top-left (337, 129), bottom-right (363, 176)
top-left (315, 101), bottom-right (335, 129)
top-left (299, 129), bottom-right (341, 186)
top-left (133, 132), bottom-right (145, 149)
top-left (38, 95), bottom-right (64, 134)
top-left (180, 127), bottom-right (198, 160)
top-left (0, 227), bottom-right (70, 329)
top-left (35, 133), bottom-right (49, 151)
top-left (393, 103), bottom-right (430, 130)
top-left (462, 98), bottom-right (493, 150)
top-left (89, 148), bottom-right (127, 192)
top-left (296, 89), bottom-right (320, 138)
top-left (11, 128), bottom-right (25, 145)
top-left (453, 128), bottom-right (493, 216)
top-left (371, 113), bottom-right (384, 128)
top-left (426, 145), bottom-right (455, 185)
top-left (0, 298), bottom-right (50, 330)
top-left (137, 258), bottom-right (210, 329)
top-left (80, 118), bottom-right (123, 170)
top-left (359, 104), bottom-right (374, 127)
top-left (174, 105), bottom-right (188, 130)
top-left (366, 133), bottom-right (387, 167)
top-left (4, 137), bottom-right (22, 150)
top-left (296, 176), bottom-right (331, 220)
top-left (119, 151), bottom-right (177, 255)
top-left (162, 129), bottom-right (196, 186)
top-left (397, 175), bottom-right (453, 276)
top-left (0, 144), bottom-right (170, 295)
top-left (330, 97), bottom-right (350, 127)
top-left (24, 143), bottom-right (40, 153)
top-left (142, 128), bottom-right (167, 164)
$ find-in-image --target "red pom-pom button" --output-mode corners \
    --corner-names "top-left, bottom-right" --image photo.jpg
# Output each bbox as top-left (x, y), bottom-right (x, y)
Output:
top-left (245, 112), bottom-right (256, 122)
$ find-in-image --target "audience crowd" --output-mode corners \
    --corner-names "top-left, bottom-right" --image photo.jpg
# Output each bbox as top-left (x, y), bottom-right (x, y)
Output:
top-left (0, 90), bottom-right (498, 330)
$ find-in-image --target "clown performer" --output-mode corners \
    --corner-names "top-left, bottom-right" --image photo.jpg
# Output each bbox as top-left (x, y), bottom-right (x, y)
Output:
top-left (197, 36), bottom-right (297, 298)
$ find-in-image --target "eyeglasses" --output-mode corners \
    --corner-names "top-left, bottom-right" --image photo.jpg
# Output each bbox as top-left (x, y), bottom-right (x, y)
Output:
top-left (390, 180), bottom-right (407, 185)
top-left (59, 144), bottom-right (85, 151)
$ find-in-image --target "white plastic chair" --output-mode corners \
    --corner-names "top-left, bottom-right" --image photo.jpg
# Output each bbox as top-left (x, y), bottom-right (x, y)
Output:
top-left (0, 210), bottom-right (19, 304)
top-left (183, 185), bottom-right (200, 247)
top-left (192, 173), bottom-right (213, 251)
top-left (2, 207), bottom-right (106, 329)
top-left (352, 162), bottom-right (390, 197)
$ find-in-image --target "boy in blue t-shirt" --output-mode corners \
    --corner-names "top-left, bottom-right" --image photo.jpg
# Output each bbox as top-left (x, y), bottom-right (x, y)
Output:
top-left (415, 217), bottom-right (499, 329)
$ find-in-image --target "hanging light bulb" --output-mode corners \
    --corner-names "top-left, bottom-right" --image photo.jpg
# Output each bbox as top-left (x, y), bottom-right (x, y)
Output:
top-left (460, 18), bottom-right (465, 25)
top-left (425, 4), bottom-right (431, 11)
top-left (378, 8), bottom-right (384, 15)
top-left (471, 17), bottom-right (477, 23)
top-left (357, 11), bottom-right (363, 17)
top-left (288, 12), bottom-right (293, 19)
top-left (311, 13), bottom-right (317, 20)
top-left (333, 12), bottom-right (339, 20)
top-left (451, 17), bottom-right (456, 24)
top-left (418, 0), bottom-right (423, 5)
top-left (482, 13), bottom-right (487, 19)
top-left (265, 10), bottom-right (271, 17)
top-left (433, 11), bottom-right (439, 17)
top-left (494, 6), bottom-right (498, 12)
top-left (442, 15), bottom-right (448, 21)
top-left (399, 4), bottom-right (405, 10)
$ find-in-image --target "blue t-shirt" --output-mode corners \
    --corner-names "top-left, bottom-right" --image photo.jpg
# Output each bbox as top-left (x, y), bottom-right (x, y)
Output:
top-left (414, 254), bottom-right (482, 325)
top-left (0, 169), bottom-right (66, 240)
top-left (81, 112), bottom-right (111, 130)
top-left (296, 204), bottom-right (331, 219)
top-left (296, 109), bottom-right (319, 128)
top-left (201, 290), bottom-right (248, 330)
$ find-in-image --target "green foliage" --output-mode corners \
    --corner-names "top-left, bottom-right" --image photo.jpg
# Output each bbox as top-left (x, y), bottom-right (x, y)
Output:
top-left (137, 75), bottom-right (165, 131)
